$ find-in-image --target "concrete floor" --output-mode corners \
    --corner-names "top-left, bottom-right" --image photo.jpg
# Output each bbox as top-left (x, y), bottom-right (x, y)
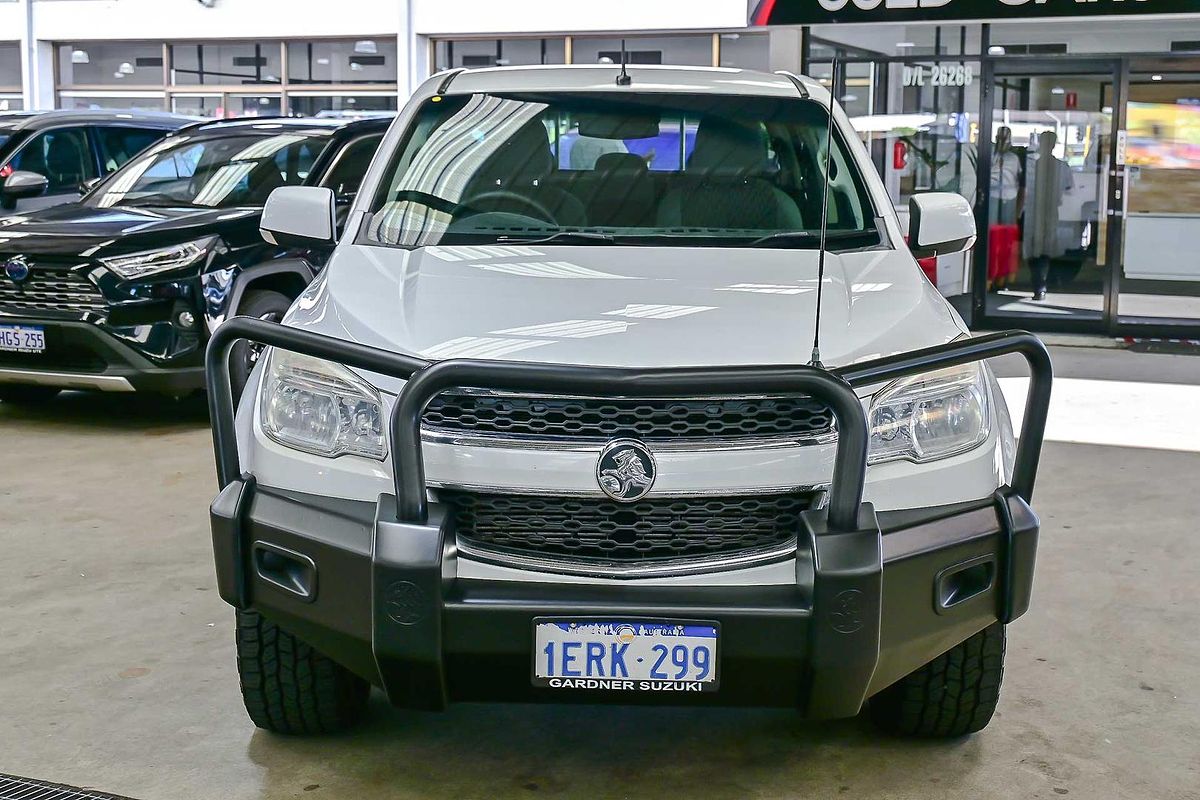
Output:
top-left (1, 345), bottom-right (1198, 800)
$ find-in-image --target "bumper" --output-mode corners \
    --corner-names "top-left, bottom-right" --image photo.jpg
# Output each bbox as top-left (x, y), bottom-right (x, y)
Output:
top-left (0, 318), bottom-right (204, 393)
top-left (212, 481), bottom-right (1039, 717)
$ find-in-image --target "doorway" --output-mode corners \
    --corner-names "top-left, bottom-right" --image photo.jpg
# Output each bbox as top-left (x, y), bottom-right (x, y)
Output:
top-left (978, 59), bottom-right (1121, 331)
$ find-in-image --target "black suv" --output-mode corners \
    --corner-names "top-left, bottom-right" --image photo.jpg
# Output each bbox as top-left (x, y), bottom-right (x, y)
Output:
top-left (1, 110), bottom-right (192, 213)
top-left (0, 115), bottom-right (389, 400)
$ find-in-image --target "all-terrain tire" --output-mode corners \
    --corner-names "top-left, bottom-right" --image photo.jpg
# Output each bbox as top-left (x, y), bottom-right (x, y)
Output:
top-left (0, 385), bottom-right (60, 404)
top-left (229, 289), bottom-right (292, 403)
top-left (235, 610), bottom-right (370, 735)
top-left (869, 622), bottom-right (1006, 738)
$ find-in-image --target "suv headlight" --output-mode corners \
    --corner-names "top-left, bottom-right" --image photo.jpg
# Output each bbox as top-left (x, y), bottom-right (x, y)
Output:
top-left (867, 363), bottom-right (991, 464)
top-left (260, 349), bottom-right (387, 460)
top-left (100, 237), bottom-right (214, 280)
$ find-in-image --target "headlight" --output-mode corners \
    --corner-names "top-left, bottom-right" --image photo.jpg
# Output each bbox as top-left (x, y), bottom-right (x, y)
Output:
top-left (260, 349), bottom-right (387, 460)
top-left (100, 237), bottom-right (213, 280)
top-left (867, 363), bottom-right (991, 464)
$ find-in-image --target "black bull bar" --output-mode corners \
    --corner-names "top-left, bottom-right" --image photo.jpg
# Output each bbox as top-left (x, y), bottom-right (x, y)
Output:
top-left (205, 318), bottom-right (1051, 714)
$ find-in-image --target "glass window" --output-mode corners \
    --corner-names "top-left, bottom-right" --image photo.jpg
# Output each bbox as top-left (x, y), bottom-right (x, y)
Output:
top-left (571, 36), bottom-right (713, 67)
top-left (433, 38), bottom-right (565, 71)
top-left (170, 42), bottom-right (282, 86)
top-left (57, 42), bottom-right (164, 87)
top-left (364, 91), bottom-right (876, 249)
top-left (58, 94), bottom-right (167, 112)
top-left (810, 24), bottom-right (979, 59)
top-left (0, 42), bottom-right (20, 88)
top-left (287, 39), bottom-right (398, 85)
top-left (94, 127), bottom-right (167, 173)
top-left (287, 94), bottom-right (398, 117)
top-left (320, 133), bottom-right (384, 198)
top-left (0, 97), bottom-right (21, 112)
top-left (171, 95), bottom-right (225, 118)
top-left (88, 131), bottom-right (331, 209)
top-left (718, 32), bottom-right (769, 72)
top-left (227, 94), bottom-right (282, 117)
top-left (7, 128), bottom-right (97, 192)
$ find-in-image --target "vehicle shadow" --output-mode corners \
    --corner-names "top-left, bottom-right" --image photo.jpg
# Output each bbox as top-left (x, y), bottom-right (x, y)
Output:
top-left (245, 698), bottom-right (978, 800)
top-left (0, 389), bottom-right (210, 433)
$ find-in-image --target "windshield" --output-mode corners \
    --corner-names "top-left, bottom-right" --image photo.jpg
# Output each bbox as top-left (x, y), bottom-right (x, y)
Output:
top-left (364, 92), bottom-right (878, 249)
top-left (86, 131), bottom-right (328, 209)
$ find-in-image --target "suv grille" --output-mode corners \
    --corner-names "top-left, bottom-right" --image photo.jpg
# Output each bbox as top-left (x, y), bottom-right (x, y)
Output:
top-left (442, 489), bottom-right (814, 564)
top-left (423, 394), bottom-right (834, 441)
top-left (0, 267), bottom-right (107, 315)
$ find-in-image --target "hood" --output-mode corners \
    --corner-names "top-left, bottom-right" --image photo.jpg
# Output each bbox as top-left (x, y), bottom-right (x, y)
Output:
top-left (285, 243), bottom-right (968, 387)
top-left (0, 203), bottom-right (264, 258)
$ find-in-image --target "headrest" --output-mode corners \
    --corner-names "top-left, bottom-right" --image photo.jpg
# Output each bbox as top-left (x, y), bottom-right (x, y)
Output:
top-left (687, 119), bottom-right (770, 177)
top-left (594, 152), bottom-right (647, 174)
top-left (476, 121), bottom-right (554, 186)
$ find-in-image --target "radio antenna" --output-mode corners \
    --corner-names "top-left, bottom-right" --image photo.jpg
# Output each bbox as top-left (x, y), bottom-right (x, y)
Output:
top-left (810, 58), bottom-right (839, 369)
top-left (616, 39), bottom-right (632, 86)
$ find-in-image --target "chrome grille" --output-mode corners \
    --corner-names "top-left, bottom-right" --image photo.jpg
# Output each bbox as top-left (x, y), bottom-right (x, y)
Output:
top-left (442, 489), bottom-right (814, 564)
top-left (423, 394), bottom-right (835, 441)
top-left (0, 267), bottom-right (107, 314)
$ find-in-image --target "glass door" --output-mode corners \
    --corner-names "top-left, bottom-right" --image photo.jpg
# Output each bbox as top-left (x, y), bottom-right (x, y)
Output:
top-left (981, 60), bottom-right (1119, 329)
top-left (1115, 57), bottom-right (1200, 332)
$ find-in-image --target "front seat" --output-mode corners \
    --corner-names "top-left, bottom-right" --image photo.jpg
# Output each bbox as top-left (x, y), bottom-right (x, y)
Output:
top-left (657, 119), bottom-right (803, 231)
top-left (464, 122), bottom-right (587, 227)
top-left (584, 152), bottom-right (655, 227)
top-left (43, 133), bottom-right (90, 190)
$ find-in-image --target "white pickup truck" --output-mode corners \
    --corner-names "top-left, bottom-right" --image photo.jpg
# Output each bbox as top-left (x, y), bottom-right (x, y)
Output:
top-left (206, 64), bottom-right (1051, 739)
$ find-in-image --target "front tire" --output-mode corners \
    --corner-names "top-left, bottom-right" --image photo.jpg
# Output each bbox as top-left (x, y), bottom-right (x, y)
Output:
top-left (0, 385), bottom-right (61, 405)
top-left (869, 623), bottom-right (1005, 738)
top-left (235, 610), bottom-right (370, 735)
top-left (229, 289), bottom-right (292, 402)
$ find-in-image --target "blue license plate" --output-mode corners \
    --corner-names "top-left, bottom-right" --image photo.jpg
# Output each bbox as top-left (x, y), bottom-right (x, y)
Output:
top-left (0, 324), bottom-right (45, 353)
top-left (533, 618), bottom-right (720, 692)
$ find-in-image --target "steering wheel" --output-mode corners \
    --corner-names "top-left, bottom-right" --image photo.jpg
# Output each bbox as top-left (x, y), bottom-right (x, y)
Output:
top-left (458, 190), bottom-right (557, 225)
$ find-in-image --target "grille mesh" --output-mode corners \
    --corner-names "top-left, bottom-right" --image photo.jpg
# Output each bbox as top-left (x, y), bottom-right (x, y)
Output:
top-left (0, 267), bottom-right (107, 314)
top-left (442, 490), bottom-right (813, 563)
top-left (423, 394), bottom-right (834, 441)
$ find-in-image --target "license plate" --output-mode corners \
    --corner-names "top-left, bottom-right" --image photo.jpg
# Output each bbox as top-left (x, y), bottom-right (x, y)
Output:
top-left (0, 324), bottom-right (45, 353)
top-left (533, 619), bottom-right (719, 693)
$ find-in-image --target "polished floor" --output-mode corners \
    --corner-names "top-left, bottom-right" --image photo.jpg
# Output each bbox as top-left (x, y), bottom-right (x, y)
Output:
top-left (1, 344), bottom-right (1198, 800)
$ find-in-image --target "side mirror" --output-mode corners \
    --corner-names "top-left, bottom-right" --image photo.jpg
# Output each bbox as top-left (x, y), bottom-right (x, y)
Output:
top-left (908, 193), bottom-right (976, 259)
top-left (1, 170), bottom-right (50, 204)
top-left (261, 186), bottom-right (337, 248)
top-left (78, 176), bottom-right (103, 195)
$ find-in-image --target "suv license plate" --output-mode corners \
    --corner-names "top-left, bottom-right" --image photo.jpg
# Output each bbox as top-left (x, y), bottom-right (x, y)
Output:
top-left (0, 324), bottom-right (45, 354)
top-left (533, 619), bottom-right (719, 692)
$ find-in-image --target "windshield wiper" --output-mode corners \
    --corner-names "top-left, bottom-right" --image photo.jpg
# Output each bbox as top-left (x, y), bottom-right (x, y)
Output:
top-left (495, 231), bottom-right (616, 245)
top-left (747, 230), bottom-right (873, 248)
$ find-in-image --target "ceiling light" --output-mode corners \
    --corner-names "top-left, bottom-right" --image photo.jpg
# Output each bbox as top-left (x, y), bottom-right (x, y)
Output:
top-left (346, 98), bottom-right (357, 105)
top-left (988, 45), bottom-right (1006, 55)
top-left (316, 57), bottom-right (330, 66)
top-left (1051, 86), bottom-right (1066, 95)
top-left (896, 42), bottom-right (915, 49)
top-left (841, 94), bottom-right (859, 102)
top-left (258, 97), bottom-right (270, 105)
top-left (354, 40), bottom-right (378, 55)
top-left (118, 62), bottom-right (135, 75)
top-left (71, 49), bottom-right (90, 64)
top-left (350, 62), bottom-right (364, 71)
top-left (113, 71), bottom-right (124, 79)
top-left (1152, 74), bottom-right (1164, 81)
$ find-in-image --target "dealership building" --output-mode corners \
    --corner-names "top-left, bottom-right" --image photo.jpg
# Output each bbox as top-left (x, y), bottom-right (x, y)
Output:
top-left (2, 0), bottom-right (1199, 335)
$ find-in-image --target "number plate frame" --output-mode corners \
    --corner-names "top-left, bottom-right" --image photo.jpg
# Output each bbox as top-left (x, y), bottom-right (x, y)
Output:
top-left (0, 324), bottom-right (46, 354)
top-left (531, 617), bottom-right (721, 693)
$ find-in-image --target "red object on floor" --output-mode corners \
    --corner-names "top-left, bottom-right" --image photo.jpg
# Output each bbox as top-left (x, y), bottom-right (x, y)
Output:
top-left (903, 234), bottom-right (940, 284)
top-left (988, 224), bottom-right (1020, 284)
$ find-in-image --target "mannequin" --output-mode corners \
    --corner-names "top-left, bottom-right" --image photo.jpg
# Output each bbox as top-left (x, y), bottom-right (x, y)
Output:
top-left (1023, 130), bottom-right (1073, 301)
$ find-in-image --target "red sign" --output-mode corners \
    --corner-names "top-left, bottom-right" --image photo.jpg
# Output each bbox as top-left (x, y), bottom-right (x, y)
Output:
top-left (893, 140), bottom-right (909, 171)
top-left (1065, 92), bottom-right (1078, 110)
